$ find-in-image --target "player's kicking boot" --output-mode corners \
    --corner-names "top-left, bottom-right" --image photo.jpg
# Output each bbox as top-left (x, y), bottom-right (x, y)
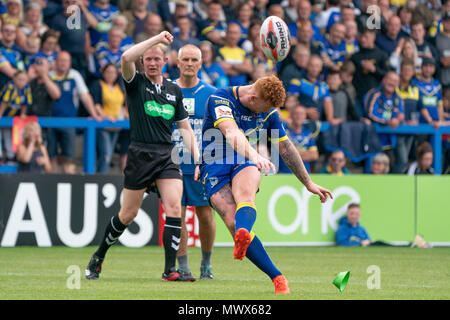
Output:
top-left (85, 254), bottom-right (104, 280)
top-left (272, 275), bottom-right (290, 294)
top-left (233, 228), bottom-right (252, 260)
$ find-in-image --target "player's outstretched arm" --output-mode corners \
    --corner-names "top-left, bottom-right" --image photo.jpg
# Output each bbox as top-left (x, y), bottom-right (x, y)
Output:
top-left (121, 31), bottom-right (174, 80)
top-left (278, 139), bottom-right (333, 203)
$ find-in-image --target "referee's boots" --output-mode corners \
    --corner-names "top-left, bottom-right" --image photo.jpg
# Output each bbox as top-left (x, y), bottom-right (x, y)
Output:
top-left (85, 254), bottom-right (104, 280)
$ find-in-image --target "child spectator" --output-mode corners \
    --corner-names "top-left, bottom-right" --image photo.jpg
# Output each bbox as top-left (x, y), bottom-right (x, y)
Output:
top-left (339, 60), bottom-right (357, 108)
top-left (16, 121), bottom-right (51, 173)
top-left (24, 35), bottom-right (41, 68)
top-left (0, 70), bottom-right (32, 163)
top-left (326, 70), bottom-right (359, 123)
top-left (336, 203), bottom-right (371, 246)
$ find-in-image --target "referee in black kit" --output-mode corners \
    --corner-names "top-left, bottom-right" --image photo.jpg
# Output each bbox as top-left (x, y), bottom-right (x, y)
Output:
top-left (85, 31), bottom-right (201, 281)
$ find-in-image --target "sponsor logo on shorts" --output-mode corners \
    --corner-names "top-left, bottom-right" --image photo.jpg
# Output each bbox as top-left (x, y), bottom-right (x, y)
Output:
top-left (209, 176), bottom-right (218, 187)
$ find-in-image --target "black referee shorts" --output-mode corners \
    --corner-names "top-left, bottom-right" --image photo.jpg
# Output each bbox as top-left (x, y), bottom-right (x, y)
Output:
top-left (123, 142), bottom-right (182, 190)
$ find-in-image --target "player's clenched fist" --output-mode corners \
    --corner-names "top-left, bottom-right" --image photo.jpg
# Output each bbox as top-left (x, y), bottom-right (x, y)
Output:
top-left (157, 31), bottom-right (174, 45)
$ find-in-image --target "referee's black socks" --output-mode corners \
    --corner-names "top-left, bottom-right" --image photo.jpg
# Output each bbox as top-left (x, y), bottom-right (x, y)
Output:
top-left (163, 216), bottom-right (182, 274)
top-left (96, 215), bottom-right (127, 259)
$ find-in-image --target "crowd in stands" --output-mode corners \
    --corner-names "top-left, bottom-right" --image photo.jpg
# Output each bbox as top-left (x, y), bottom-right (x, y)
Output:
top-left (0, 0), bottom-right (449, 175)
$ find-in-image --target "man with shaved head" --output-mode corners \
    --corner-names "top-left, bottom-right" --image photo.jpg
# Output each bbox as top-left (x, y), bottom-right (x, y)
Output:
top-left (172, 44), bottom-right (217, 281)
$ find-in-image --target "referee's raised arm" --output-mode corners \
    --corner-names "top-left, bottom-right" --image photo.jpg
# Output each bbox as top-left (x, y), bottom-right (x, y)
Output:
top-left (121, 31), bottom-right (174, 81)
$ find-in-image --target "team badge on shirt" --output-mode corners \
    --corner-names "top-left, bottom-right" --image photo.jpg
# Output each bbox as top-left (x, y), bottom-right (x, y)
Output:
top-left (215, 105), bottom-right (233, 119)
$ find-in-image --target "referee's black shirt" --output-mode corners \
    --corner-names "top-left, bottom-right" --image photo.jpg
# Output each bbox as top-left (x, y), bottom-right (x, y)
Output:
top-left (124, 72), bottom-right (188, 144)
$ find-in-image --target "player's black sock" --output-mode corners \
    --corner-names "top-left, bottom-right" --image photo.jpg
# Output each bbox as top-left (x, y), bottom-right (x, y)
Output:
top-left (95, 215), bottom-right (127, 259)
top-left (163, 216), bottom-right (182, 274)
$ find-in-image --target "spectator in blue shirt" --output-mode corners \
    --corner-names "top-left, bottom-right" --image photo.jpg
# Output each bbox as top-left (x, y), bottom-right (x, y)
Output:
top-left (344, 19), bottom-right (360, 57)
top-left (196, 0), bottom-right (226, 46)
top-left (198, 41), bottom-right (228, 88)
top-left (314, 0), bottom-right (341, 34)
top-left (288, 0), bottom-right (325, 47)
top-left (375, 15), bottom-right (403, 55)
top-left (287, 55), bottom-right (337, 124)
top-left (94, 27), bottom-right (124, 77)
top-left (95, 14), bottom-right (134, 52)
top-left (230, 2), bottom-right (252, 46)
top-left (413, 57), bottom-right (445, 128)
top-left (171, 15), bottom-right (201, 52)
top-left (31, 29), bottom-right (59, 70)
top-left (82, 0), bottom-right (119, 47)
top-left (0, 23), bottom-right (25, 90)
top-left (0, 70), bottom-right (32, 163)
top-left (48, 51), bottom-right (101, 173)
top-left (320, 22), bottom-right (347, 72)
top-left (336, 203), bottom-right (371, 246)
top-left (394, 58), bottom-right (420, 173)
top-left (278, 105), bottom-right (319, 174)
top-left (367, 71), bottom-right (405, 150)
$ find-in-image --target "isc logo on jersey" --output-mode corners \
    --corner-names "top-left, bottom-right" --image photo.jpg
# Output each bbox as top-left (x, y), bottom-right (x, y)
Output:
top-left (215, 105), bottom-right (233, 119)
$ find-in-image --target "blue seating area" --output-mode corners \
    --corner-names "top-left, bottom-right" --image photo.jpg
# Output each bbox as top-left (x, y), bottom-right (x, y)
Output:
top-left (0, 117), bottom-right (449, 174)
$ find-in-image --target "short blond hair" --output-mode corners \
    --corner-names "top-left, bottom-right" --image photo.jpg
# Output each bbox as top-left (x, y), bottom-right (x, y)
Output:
top-left (145, 43), bottom-right (170, 57)
top-left (373, 152), bottom-right (390, 174)
top-left (254, 75), bottom-right (286, 108)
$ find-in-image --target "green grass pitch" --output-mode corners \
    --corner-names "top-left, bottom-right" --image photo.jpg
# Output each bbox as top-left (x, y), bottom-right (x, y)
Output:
top-left (0, 246), bottom-right (449, 300)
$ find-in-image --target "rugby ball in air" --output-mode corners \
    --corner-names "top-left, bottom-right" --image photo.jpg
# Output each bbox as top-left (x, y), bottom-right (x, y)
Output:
top-left (260, 16), bottom-right (291, 62)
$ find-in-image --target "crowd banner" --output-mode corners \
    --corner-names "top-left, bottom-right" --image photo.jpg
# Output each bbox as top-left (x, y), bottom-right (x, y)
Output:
top-left (0, 174), bottom-right (160, 247)
top-left (214, 175), bottom-right (417, 246)
top-left (1, 174), bottom-right (449, 247)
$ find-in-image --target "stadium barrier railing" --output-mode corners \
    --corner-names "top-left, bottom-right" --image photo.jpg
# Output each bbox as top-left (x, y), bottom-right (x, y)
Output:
top-left (0, 117), bottom-right (449, 174)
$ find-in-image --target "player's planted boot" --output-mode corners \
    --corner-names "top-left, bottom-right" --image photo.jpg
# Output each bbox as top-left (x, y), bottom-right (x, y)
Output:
top-left (272, 275), bottom-right (290, 294)
top-left (162, 267), bottom-right (181, 282)
top-left (177, 269), bottom-right (196, 282)
top-left (200, 265), bottom-right (214, 280)
top-left (85, 254), bottom-right (104, 280)
top-left (233, 228), bottom-right (252, 260)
